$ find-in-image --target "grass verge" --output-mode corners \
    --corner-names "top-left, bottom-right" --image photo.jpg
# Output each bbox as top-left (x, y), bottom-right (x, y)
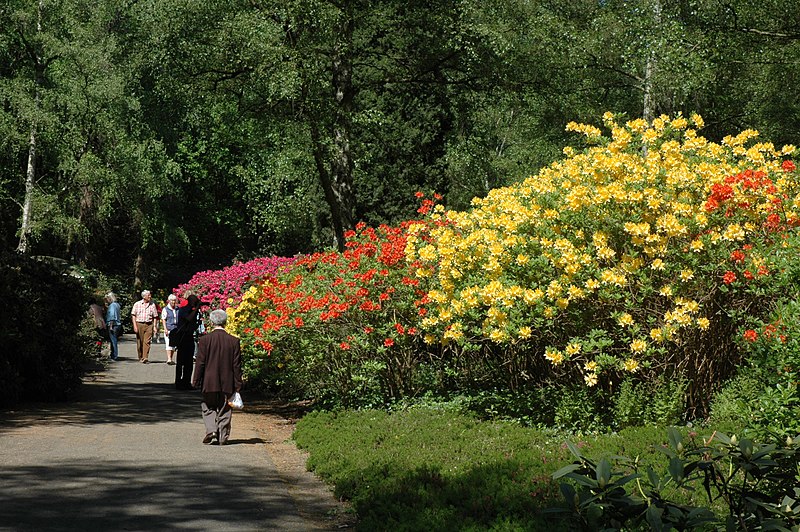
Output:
top-left (293, 408), bottom-right (725, 531)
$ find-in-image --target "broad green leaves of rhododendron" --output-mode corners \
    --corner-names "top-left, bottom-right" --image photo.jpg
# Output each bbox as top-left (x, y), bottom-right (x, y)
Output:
top-left (407, 112), bottom-right (799, 396)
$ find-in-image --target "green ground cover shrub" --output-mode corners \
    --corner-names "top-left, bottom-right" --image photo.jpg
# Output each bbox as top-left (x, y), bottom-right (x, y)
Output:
top-left (0, 252), bottom-right (95, 406)
top-left (293, 408), bottom-right (746, 530)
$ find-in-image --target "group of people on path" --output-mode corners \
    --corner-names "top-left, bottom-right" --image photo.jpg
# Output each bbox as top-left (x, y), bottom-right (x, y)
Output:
top-left (91, 289), bottom-right (243, 445)
top-left (130, 290), bottom-right (203, 390)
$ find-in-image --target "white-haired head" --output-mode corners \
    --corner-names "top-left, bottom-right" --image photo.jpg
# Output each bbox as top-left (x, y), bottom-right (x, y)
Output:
top-left (209, 309), bottom-right (228, 327)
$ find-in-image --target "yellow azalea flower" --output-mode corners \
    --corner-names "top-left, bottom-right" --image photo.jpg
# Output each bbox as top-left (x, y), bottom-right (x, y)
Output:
top-left (690, 113), bottom-right (704, 128)
top-left (671, 116), bottom-right (688, 130)
top-left (623, 358), bottom-right (640, 372)
top-left (566, 121), bottom-right (602, 139)
top-left (545, 348), bottom-right (564, 365)
top-left (488, 329), bottom-right (508, 343)
top-left (585, 279), bottom-right (600, 291)
top-left (556, 298), bottom-right (569, 309)
top-left (543, 307), bottom-right (556, 318)
top-left (518, 326), bottom-right (532, 338)
top-left (650, 328), bottom-right (663, 341)
top-left (723, 224), bottom-right (746, 241)
top-left (696, 317), bottom-right (710, 330)
top-left (523, 288), bottom-right (544, 305)
top-left (567, 285), bottom-right (585, 299)
top-left (565, 343), bottom-right (582, 355)
top-left (584, 360), bottom-right (598, 372)
top-left (618, 313), bottom-right (635, 327)
top-left (680, 269), bottom-right (694, 282)
top-left (584, 373), bottom-right (598, 387)
top-left (689, 239), bottom-right (704, 252)
top-left (630, 339), bottom-right (647, 354)
top-left (597, 247), bottom-right (616, 260)
top-left (651, 258), bottom-right (665, 270)
top-left (516, 254), bottom-right (530, 266)
top-left (659, 285), bottom-right (673, 297)
top-left (419, 245), bottom-right (437, 261)
top-left (642, 129), bottom-right (659, 143)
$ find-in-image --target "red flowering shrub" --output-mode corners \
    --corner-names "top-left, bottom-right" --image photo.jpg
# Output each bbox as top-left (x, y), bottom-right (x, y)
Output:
top-left (229, 220), bottom-right (434, 406)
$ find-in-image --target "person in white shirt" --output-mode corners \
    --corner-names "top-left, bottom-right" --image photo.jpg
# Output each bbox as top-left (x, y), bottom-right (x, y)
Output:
top-left (160, 294), bottom-right (180, 365)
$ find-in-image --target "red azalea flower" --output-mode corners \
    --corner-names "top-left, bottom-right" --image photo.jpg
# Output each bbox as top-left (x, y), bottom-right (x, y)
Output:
top-left (730, 250), bottom-right (746, 263)
top-left (722, 271), bottom-right (737, 284)
top-left (782, 160), bottom-right (796, 172)
top-left (743, 270), bottom-right (754, 280)
top-left (743, 329), bottom-right (758, 342)
top-left (384, 338), bottom-right (395, 347)
top-left (339, 342), bottom-right (351, 350)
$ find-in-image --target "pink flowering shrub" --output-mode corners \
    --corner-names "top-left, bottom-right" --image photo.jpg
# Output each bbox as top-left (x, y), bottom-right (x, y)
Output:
top-left (174, 256), bottom-right (296, 309)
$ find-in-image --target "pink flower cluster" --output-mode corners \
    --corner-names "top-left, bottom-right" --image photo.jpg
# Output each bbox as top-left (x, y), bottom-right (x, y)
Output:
top-left (174, 256), bottom-right (296, 309)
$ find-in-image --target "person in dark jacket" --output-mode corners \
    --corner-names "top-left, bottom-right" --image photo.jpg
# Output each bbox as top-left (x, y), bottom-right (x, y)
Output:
top-left (171, 294), bottom-right (202, 390)
top-left (192, 309), bottom-right (243, 445)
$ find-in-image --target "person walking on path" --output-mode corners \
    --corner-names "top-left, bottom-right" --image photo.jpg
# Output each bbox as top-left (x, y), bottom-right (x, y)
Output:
top-left (105, 292), bottom-right (122, 361)
top-left (192, 309), bottom-right (242, 446)
top-left (131, 290), bottom-right (159, 363)
top-left (160, 294), bottom-right (180, 365)
top-left (172, 294), bottom-right (203, 389)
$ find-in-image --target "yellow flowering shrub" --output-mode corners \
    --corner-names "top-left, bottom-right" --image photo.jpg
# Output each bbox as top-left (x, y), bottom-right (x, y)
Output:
top-left (408, 113), bottom-right (799, 402)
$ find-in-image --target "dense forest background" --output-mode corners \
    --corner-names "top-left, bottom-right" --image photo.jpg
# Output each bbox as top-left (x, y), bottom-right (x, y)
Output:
top-left (1, 0), bottom-right (798, 289)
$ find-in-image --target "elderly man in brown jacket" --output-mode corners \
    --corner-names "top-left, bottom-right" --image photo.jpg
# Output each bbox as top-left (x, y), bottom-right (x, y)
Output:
top-left (192, 309), bottom-right (243, 446)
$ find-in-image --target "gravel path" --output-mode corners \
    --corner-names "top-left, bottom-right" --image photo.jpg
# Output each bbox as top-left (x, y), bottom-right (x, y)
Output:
top-left (0, 335), bottom-right (348, 531)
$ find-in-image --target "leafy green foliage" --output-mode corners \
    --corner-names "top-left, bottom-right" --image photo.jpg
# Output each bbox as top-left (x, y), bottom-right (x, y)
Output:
top-left (552, 428), bottom-right (800, 531)
top-left (0, 252), bottom-right (95, 406)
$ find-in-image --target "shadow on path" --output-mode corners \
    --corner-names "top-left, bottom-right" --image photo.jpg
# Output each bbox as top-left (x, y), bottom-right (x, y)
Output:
top-left (0, 336), bottom-right (316, 531)
top-left (0, 461), bottom-right (295, 531)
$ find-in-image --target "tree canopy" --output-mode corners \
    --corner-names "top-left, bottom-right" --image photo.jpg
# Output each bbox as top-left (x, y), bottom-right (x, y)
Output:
top-left (1, 0), bottom-right (798, 287)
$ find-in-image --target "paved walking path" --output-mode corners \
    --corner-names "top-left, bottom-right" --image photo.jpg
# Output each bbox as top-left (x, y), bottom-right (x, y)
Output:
top-left (0, 336), bottom-right (332, 531)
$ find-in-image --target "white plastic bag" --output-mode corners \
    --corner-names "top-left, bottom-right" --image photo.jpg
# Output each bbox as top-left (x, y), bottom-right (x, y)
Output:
top-left (228, 392), bottom-right (244, 409)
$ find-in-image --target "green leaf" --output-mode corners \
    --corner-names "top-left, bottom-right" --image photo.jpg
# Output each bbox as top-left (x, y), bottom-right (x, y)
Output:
top-left (667, 427), bottom-right (682, 451)
top-left (552, 463), bottom-right (582, 479)
top-left (597, 458), bottom-right (611, 488)
top-left (668, 457), bottom-right (684, 482)
top-left (646, 504), bottom-right (664, 532)
top-left (565, 441), bottom-right (583, 460)
top-left (647, 467), bottom-right (661, 489)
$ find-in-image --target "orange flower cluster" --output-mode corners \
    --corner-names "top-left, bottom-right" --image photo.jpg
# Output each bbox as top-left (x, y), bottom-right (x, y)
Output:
top-left (241, 221), bottom-right (429, 355)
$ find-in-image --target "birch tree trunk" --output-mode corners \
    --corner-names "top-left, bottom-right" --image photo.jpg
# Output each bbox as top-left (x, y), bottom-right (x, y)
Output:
top-left (17, 126), bottom-right (37, 254)
top-left (642, 0), bottom-right (662, 125)
top-left (16, 0), bottom-right (45, 255)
